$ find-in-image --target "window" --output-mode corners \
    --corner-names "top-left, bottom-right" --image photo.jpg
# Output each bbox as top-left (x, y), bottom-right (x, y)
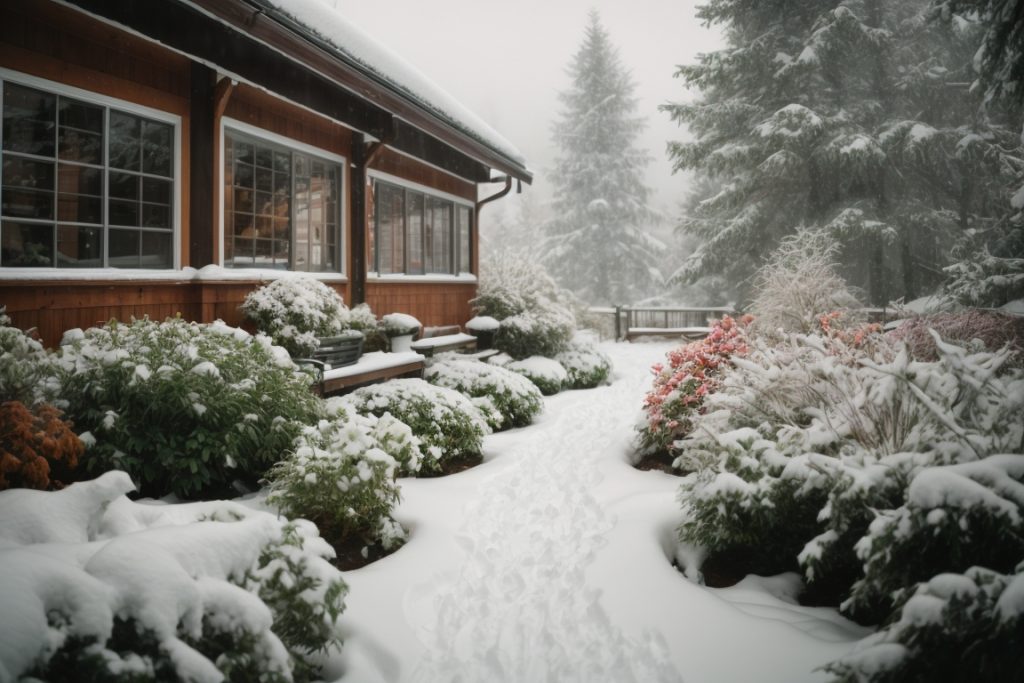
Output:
top-left (371, 178), bottom-right (473, 276)
top-left (1, 79), bottom-right (177, 268)
top-left (224, 130), bottom-right (342, 272)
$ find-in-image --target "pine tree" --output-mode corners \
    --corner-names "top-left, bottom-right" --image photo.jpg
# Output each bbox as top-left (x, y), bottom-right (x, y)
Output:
top-left (544, 11), bottom-right (662, 306)
top-left (665, 0), bottom-right (1021, 305)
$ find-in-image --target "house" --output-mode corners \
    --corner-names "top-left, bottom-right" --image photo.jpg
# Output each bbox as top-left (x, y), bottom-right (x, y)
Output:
top-left (0, 0), bottom-right (531, 346)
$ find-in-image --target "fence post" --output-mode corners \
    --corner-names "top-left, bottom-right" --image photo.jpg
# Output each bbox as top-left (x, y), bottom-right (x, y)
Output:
top-left (614, 305), bottom-right (622, 341)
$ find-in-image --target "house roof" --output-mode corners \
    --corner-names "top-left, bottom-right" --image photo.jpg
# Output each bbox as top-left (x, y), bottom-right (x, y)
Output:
top-left (259, 0), bottom-right (527, 172)
top-left (60, 0), bottom-right (531, 184)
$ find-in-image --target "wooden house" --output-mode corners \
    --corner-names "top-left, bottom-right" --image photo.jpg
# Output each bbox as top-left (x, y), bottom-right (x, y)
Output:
top-left (0, 0), bottom-right (531, 346)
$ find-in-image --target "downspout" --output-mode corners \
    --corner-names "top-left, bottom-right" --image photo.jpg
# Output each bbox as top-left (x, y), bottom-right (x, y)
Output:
top-left (475, 176), bottom-right (515, 215)
top-left (350, 126), bottom-right (395, 305)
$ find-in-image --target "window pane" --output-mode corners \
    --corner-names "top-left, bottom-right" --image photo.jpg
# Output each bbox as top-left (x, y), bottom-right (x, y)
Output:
top-left (2, 83), bottom-right (56, 156)
top-left (234, 161), bottom-right (254, 188)
top-left (141, 230), bottom-right (172, 268)
top-left (234, 139), bottom-right (253, 165)
top-left (255, 166), bottom-right (272, 193)
top-left (58, 193), bottom-right (102, 224)
top-left (428, 197), bottom-right (452, 274)
top-left (142, 177), bottom-right (171, 205)
top-left (376, 183), bottom-right (404, 274)
top-left (458, 205), bottom-right (472, 273)
top-left (142, 203), bottom-right (169, 229)
top-left (109, 111), bottom-right (141, 171)
top-left (294, 240), bottom-right (308, 270)
top-left (254, 146), bottom-right (273, 170)
top-left (109, 199), bottom-right (139, 226)
top-left (58, 99), bottom-right (103, 164)
top-left (1, 221), bottom-right (54, 267)
top-left (141, 120), bottom-right (172, 177)
top-left (407, 192), bottom-right (424, 275)
top-left (108, 228), bottom-right (139, 267)
top-left (109, 171), bottom-right (139, 200)
top-left (59, 163), bottom-right (102, 197)
top-left (2, 157), bottom-right (54, 219)
top-left (234, 213), bottom-right (253, 237)
top-left (233, 237), bottom-right (253, 263)
top-left (57, 225), bottom-right (102, 267)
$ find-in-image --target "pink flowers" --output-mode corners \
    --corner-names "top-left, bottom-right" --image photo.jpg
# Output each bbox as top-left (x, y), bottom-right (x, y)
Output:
top-left (638, 315), bottom-right (752, 454)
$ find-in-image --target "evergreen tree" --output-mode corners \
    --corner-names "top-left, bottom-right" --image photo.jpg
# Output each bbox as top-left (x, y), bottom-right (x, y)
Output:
top-left (545, 11), bottom-right (662, 306)
top-left (665, 0), bottom-right (1021, 305)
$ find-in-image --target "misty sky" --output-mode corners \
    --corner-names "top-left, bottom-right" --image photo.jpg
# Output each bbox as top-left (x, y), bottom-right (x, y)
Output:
top-left (332, 0), bottom-right (722, 217)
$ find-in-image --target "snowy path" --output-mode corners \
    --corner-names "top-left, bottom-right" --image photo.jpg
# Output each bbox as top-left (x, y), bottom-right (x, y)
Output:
top-left (326, 342), bottom-right (868, 683)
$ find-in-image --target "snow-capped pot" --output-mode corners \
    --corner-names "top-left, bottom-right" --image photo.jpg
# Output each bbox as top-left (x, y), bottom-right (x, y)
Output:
top-left (466, 315), bottom-right (499, 350)
top-left (240, 276), bottom-right (352, 357)
top-left (380, 313), bottom-right (421, 352)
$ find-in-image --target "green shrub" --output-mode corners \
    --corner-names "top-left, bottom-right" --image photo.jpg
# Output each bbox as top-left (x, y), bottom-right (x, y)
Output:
top-left (555, 338), bottom-right (612, 389)
top-left (336, 379), bottom-right (489, 474)
top-left (424, 357), bottom-right (543, 430)
top-left (56, 317), bottom-right (323, 498)
top-left (505, 356), bottom-right (568, 395)
top-left (240, 277), bottom-right (351, 357)
top-left (826, 566), bottom-right (1024, 683)
top-left (0, 312), bottom-right (57, 405)
top-left (266, 407), bottom-right (420, 551)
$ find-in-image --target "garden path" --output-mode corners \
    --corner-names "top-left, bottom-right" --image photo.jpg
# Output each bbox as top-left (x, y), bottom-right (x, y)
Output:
top-left (328, 341), bottom-right (868, 683)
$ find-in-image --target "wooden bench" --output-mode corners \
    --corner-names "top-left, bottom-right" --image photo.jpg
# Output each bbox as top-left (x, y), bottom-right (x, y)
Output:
top-left (410, 332), bottom-right (478, 357)
top-left (304, 351), bottom-right (425, 396)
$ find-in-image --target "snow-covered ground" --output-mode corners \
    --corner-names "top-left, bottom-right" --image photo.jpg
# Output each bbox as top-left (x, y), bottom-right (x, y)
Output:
top-left (326, 340), bottom-right (868, 682)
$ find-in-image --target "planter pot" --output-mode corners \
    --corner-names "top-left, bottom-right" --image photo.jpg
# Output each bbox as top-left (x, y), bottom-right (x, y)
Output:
top-left (390, 333), bottom-right (414, 353)
top-left (317, 333), bottom-right (364, 368)
top-left (469, 329), bottom-right (495, 351)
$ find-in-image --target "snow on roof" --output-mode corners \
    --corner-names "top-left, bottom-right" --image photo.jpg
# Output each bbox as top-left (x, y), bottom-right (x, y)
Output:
top-left (263, 0), bottom-right (527, 169)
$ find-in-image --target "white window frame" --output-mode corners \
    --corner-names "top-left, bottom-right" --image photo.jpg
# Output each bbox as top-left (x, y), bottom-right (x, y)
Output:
top-left (0, 67), bottom-right (182, 272)
top-left (219, 117), bottom-right (347, 279)
top-left (367, 168), bottom-right (476, 283)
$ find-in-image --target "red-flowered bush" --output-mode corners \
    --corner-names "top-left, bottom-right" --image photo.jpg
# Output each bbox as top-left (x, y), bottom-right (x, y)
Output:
top-left (637, 315), bottom-right (752, 457)
top-left (0, 400), bottom-right (82, 491)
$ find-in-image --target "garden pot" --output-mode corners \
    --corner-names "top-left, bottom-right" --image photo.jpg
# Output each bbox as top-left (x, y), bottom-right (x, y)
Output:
top-left (390, 333), bottom-right (414, 353)
top-left (469, 329), bottom-right (495, 350)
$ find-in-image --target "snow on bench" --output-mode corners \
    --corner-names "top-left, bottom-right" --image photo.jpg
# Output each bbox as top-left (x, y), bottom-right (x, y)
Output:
top-left (410, 332), bottom-right (477, 357)
top-left (315, 351), bottom-right (424, 395)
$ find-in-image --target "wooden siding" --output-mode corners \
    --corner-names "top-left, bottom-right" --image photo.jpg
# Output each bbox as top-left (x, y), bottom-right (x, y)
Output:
top-left (371, 148), bottom-right (477, 201)
top-left (365, 281), bottom-right (476, 329)
top-left (0, 280), bottom-right (351, 349)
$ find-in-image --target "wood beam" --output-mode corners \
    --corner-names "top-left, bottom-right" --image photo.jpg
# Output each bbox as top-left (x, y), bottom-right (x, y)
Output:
top-left (350, 133), bottom-right (368, 305)
top-left (189, 61), bottom-right (216, 267)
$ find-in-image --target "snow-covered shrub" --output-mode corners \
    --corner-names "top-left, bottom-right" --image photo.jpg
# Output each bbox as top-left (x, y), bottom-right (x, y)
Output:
top-left (0, 472), bottom-right (347, 683)
top-left (0, 401), bottom-right (82, 491)
top-left (826, 566), bottom-right (1024, 683)
top-left (240, 277), bottom-right (351, 357)
top-left (888, 309), bottom-right (1024, 366)
top-left (424, 357), bottom-right (543, 430)
top-left (56, 317), bottom-right (323, 499)
top-left (0, 315), bottom-right (57, 405)
top-left (336, 378), bottom-right (489, 474)
top-left (556, 338), bottom-right (612, 389)
top-left (380, 312), bottom-right (421, 337)
top-left (472, 252), bottom-right (576, 359)
top-left (844, 456), bottom-right (1024, 621)
top-left (747, 228), bottom-right (864, 337)
top-left (676, 330), bottom-right (1024, 614)
top-left (266, 406), bottom-right (420, 553)
top-left (944, 242), bottom-right (1024, 308)
top-left (505, 356), bottom-right (568, 395)
top-left (637, 315), bottom-right (751, 459)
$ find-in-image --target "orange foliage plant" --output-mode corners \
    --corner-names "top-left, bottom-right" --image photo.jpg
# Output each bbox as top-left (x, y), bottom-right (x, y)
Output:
top-left (0, 401), bottom-right (83, 491)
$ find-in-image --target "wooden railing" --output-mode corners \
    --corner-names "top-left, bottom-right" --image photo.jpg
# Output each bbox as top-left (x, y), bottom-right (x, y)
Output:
top-left (614, 306), bottom-right (734, 341)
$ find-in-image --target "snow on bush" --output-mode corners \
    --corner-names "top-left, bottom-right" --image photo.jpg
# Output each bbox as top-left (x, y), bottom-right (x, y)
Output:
top-left (888, 309), bottom-right (1024, 367)
top-left (0, 313), bottom-right (58, 405)
top-left (637, 315), bottom-right (751, 459)
top-left (424, 356), bottom-right (543, 430)
top-left (465, 315), bottom-right (499, 332)
top-left (240, 277), bottom-right (352, 357)
top-left (0, 471), bottom-right (347, 683)
top-left (844, 455), bottom-right (1024, 621)
top-left (747, 228), bottom-right (865, 338)
top-left (826, 566), bottom-right (1024, 683)
top-left (55, 317), bottom-right (323, 499)
top-left (505, 356), bottom-right (568, 396)
top-left (944, 242), bottom-right (1024, 309)
top-left (266, 404), bottom-right (422, 553)
top-left (556, 338), bottom-right (613, 389)
top-left (380, 312), bottom-right (421, 337)
top-left (0, 401), bottom-right (83, 491)
top-left (674, 327), bottom-right (1024, 623)
top-left (335, 378), bottom-right (489, 474)
top-left (472, 252), bottom-right (576, 360)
